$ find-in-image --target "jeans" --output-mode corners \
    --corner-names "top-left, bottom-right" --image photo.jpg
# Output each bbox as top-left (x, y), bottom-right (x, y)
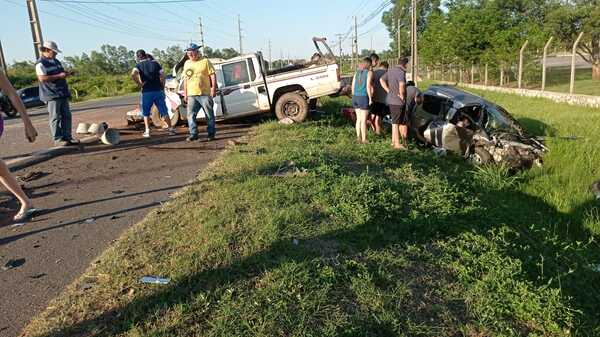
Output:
top-left (47, 98), bottom-right (72, 141)
top-left (187, 95), bottom-right (215, 137)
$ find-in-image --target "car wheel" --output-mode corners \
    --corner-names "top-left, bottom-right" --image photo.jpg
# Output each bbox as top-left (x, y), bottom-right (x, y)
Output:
top-left (471, 147), bottom-right (493, 165)
top-left (275, 92), bottom-right (309, 123)
top-left (4, 105), bottom-right (18, 118)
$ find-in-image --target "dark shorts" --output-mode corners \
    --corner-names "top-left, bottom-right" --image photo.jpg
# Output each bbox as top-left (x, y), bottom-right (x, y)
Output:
top-left (390, 104), bottom-right (408, 125)
top-left (370, 102), bottom-right (389, 117)
top-left (352, 95), bottom-right (369, 110)
top-left (141, 90), bottom-right (168, 118)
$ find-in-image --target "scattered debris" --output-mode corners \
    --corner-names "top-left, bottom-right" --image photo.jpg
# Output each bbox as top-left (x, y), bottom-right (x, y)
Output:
top-left (111, 156), bottom-right (119, 160)
top-left (112, 190), bottom-right (125, 194)
top-left (273, 161), bottom-right (309, 178)
top-left (2, 258), bottom-right (26, 271)
top-left (30, 273), bottom-right (47, 279)
top-left (55, 259), bottom-right (62, 264)
top-left (165, 175), bottom-right (172, 178)
top-left (11, 223), bottom-right (26, 228)
top-left (33, 244), bottom-right (40, 248)
top-left (110, 215), bottom-right (121, 220)
top-left (432, 147), bottom-right (447, 157)
top-left (140, 276), bottom-right (171, 285)
top-left (279, 117), bottom-right (295, 125)
top-left (84, 218), bottom-right (96, 224)
top-left (227, 139), bottom-right (247, 146)
top-left (18, 171), bottom-right (46, 182)
top-left (255, 148), bottom-right (267, 155)
top-left (79, 283), bottom-right (95, 291)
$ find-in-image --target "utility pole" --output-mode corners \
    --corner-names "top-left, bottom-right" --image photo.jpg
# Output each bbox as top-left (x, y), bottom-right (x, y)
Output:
top-left (26, 0), bottom-right (43, 60)
top-left (397, 18), bottom-right (401, 59)
top-left (237, 14), bottom-right (243, 55)
top-left (0, 40), bottom-right (7, 73)
top-left (268, 39), bottom-right (272, 67)
top-left (335, 33), bottom-right (344, 70)
top-left (353, 15), bottom-right (358, 70)
top-left (410, 0), bottom-right (418, 83)
top-left (199, 17), bottom-right (206, 55)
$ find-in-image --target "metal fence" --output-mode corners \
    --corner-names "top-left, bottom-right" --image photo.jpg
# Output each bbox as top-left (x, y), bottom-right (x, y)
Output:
top-left (418, 34), bottom-right (597, 97)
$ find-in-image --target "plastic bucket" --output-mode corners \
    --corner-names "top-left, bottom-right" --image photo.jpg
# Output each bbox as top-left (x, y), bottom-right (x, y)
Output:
top-left (100, 128), bottom-right (120, 145)
top-left (76, 123), bottom-right (90, 134)
top-left (88, 123), bottom-right (106, 136)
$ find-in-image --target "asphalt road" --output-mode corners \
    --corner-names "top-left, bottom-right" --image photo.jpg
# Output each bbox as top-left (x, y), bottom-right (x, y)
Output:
top-left (2, 95), bottom-right (139, 161)
top-left (0, 96), bottom-right (255, 337)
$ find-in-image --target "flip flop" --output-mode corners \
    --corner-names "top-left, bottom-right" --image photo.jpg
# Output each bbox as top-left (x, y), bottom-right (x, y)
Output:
top-left (13, 208), bottom-right (40, 223)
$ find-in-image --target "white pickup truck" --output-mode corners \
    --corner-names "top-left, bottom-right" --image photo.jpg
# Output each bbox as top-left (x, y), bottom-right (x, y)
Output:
top-left (156, 37), bottom-right (341, 124)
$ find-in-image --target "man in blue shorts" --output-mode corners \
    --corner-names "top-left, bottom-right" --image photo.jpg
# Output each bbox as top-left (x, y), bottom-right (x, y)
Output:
top-left (131, 49), bottom-right (176, 138)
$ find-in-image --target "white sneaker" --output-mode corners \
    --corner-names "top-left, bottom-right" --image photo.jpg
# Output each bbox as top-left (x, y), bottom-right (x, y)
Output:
top-left (143, 130), bottom-right (151, 138)
top-left (167, 128), bottom-right (176, 136)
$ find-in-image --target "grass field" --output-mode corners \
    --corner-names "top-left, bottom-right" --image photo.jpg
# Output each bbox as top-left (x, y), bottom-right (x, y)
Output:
top-left (23, 87), bottom-right (600, 337)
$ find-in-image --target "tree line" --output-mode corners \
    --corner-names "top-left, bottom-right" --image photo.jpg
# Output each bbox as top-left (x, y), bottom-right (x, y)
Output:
top-left (382, 0), bottom-right (599, 80)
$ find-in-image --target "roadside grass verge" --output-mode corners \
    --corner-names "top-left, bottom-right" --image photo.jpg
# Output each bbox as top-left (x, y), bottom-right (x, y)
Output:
top-left (24, 91), bottom-right (600, 336)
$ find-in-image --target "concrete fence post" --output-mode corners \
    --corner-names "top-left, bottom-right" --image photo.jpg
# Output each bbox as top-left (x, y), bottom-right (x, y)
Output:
top-left (518, 40), bottom-right (529, 89)
top-left (500, 65), bottom-right (504, 86)
top-left (570, 32), bottom-right (585, 95)
top-left (541, 36), bottom-right (554, 92)
top-left (485, 63), bottom-right (488, 86)
top-left (459, 65), bottom-right (463, 83)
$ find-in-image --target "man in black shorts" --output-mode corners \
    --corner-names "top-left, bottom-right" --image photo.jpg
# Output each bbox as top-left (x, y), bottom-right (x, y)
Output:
top-left (381, 57), bottom-right (409, 149)
top-left (370, 54), bottom-right (388, 135)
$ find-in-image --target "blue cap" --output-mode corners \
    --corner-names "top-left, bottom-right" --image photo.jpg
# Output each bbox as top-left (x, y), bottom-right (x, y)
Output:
top-left (186, 43), bottom-right (201, 51)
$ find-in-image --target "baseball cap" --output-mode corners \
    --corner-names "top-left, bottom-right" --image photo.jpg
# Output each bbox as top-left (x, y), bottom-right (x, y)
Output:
top-left (42, 41), bottom-right (62, 53)
top-left (185, 43), bottom-right (201, 51)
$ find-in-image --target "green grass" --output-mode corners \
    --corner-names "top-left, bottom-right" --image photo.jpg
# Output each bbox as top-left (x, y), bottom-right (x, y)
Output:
top-left (23, 91), bottom-right (600, 337)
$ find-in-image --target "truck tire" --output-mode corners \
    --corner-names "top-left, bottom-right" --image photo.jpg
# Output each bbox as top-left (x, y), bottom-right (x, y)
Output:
top-left (471, 146), bottom-right (493, 165)
top-left (275, 92), bottom-right (309, 123)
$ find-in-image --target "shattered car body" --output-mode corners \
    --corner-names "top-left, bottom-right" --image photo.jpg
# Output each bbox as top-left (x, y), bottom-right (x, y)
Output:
top-left (414, 85), bottom-right (547, 169)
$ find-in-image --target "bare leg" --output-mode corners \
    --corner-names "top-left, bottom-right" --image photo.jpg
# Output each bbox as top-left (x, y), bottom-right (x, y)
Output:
top-left (360, 111), bottom-right (369, 143)
top-left (143, 116), bottom-right (151, 132)
top-left (400, 125), bottom-right (409, 146)
top-left (392, 124), bottom-right (399, 147)
top-left (374, 115), bottom-right (382, 135)
top-left (0, 159), bottom-right (32, 217)
top-left (355, 112), bottom-right (361, 142)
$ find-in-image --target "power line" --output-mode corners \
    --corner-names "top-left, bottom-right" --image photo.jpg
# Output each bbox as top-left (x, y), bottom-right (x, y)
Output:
top-left (41, 0), bottom-right (206, 4)
top-left (4, 0), bottom-right (189, 42)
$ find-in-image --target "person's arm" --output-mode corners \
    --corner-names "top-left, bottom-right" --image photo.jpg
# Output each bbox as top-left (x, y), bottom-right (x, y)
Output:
top-left (131, 68), bottom-right (143, 88)
top-left (0, 72), bottom-right (37, 142)
top-left (367, 70), bottom-right (374, 104)
top-left (159, 70), bottom-right (165, 88)
top-left (207, 60), bottom-right (217, 97)
top-left (209, 74), bottom-right (217, 97)
top-left (380, 73), bottom-right (389, 93)
top-left (35, 63), bottom-right (66, 82)
top-left (399, 81), bottom-right (407, 103)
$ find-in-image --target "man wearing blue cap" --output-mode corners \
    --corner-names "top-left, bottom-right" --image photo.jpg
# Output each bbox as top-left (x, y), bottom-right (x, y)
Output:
top-left (183, 43), bottom-right (217, 141)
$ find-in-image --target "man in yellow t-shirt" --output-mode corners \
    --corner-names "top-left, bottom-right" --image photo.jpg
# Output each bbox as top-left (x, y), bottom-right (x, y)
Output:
top-left (183, 43), bottom-right (217, 141)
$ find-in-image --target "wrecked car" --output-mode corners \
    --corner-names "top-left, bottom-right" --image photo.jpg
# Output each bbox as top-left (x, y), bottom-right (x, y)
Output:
top-left (412, 85), bottom-right (547, 170)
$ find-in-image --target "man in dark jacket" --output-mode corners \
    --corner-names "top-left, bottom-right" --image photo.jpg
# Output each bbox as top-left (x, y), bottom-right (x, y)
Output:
top-left (35, 41), bottom-right (77, 146)
top-left (131, 49), bottom-right (176, 138)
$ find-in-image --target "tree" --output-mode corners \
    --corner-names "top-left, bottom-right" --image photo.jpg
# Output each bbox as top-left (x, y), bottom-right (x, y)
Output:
top-left (546, 0), bottom-right (600, 80)
top-left (382, 0), bottom-right (443, 57)
top-left (151, 45), bottom-right (185, 73)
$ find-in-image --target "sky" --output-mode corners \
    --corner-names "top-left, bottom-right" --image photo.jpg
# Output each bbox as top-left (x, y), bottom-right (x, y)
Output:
top-left (1, 0), bottom-right (393, 64)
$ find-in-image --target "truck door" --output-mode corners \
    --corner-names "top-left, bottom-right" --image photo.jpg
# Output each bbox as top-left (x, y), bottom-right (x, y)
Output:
top-left (220, 58), bottom-right (260, 116)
